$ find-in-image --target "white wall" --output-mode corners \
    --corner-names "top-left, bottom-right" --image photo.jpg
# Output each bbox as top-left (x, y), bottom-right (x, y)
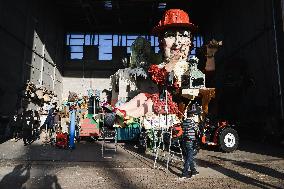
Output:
top-left (62, 77), bottom-right (111, 100)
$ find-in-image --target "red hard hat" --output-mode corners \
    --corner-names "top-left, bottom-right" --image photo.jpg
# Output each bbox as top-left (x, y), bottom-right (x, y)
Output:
top-left (152, 9), bottom-right (197, 35)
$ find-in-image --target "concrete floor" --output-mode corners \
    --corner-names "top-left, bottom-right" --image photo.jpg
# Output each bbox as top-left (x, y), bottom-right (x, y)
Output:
top-left (0, 138), bottom-right (283, 189)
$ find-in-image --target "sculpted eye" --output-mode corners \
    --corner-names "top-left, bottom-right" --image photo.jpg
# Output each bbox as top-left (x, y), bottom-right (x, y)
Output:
top-left (164, 31), bottom-right (175, 38)
top-left (182, 31), bottom-right (190, 37)
top-left (166, 34), bottom-right (174, 38)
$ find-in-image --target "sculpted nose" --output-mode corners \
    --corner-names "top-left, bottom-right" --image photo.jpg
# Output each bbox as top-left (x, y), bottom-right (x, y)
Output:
top-left (174, 35), bottom-right (181, 45)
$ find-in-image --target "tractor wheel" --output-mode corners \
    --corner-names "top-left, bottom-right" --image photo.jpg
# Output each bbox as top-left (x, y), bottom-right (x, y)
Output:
top-left (219, 128), bottom-right (239, 152)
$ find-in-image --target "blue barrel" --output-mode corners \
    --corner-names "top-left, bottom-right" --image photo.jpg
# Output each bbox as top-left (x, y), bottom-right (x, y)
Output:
top-left (69, 109), bottom-right (75, 149)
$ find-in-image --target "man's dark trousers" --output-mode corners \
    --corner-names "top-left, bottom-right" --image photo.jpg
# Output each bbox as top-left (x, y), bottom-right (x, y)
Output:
top-left (182, 141), bottom-right (196, 176)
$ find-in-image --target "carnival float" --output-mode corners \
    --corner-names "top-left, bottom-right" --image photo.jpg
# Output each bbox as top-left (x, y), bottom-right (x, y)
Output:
top-left (99, 9), bottom-right (239, 156)
top-left (53, 9), bottom-right (238, 161)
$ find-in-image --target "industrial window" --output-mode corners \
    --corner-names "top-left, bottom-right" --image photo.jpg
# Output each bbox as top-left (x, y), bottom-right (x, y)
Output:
top-left (66, 33), bottom-right (203, 60)
top-left (67, 34), bottom-right (84, 60)
top-left (191, 35), bottom-right (204, 58)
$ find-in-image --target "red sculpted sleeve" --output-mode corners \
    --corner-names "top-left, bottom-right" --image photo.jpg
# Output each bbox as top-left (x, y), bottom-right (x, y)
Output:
top-left (148, 65), bottom-right (168, 85)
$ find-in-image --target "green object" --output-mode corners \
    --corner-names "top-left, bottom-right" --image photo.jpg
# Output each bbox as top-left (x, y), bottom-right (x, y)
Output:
top-left (189, 58), bottom-right (205, 88)
top-left (86, 114), bottom-right (98, 127)
top-left (129, 37), bottom-right (152, 68)
top-left (131, 122), bottom-right (140, 128)
top-left (116, 123), bottom-right (141, 141)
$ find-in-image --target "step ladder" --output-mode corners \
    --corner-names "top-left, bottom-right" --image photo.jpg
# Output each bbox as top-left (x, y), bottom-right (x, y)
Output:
top-left (101, 127), bottom-right (117, 158)
top-left (153, 127), bottom-right (184, 170)
top-left (153, 128), bottom-right (168, 169)
top-left (153, 90), bottom-right (184, 170)
top-left (165, 126), bottom-right (184, 170)
top-left (168, 137), bottom-right (184, 163)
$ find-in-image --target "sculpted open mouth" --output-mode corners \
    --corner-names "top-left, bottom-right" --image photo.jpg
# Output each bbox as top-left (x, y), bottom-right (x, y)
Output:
top-left (171, 48), bottom-right (180, 53)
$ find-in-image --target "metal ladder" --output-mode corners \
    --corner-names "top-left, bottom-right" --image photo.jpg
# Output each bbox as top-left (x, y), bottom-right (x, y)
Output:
top-left (101, 127), bottom-right (117, 158)
top-left (153, 128), bottom-right (167, 169)
top-left (153, 90), bottom-right (183, 169)
top-left (154, 127), bottom-right (184, 170)
top-left (168, 136), bottom-right (184, 163)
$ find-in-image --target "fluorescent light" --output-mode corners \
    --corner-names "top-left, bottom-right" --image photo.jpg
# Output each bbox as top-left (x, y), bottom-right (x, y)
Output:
top-left (158, 2), bottom-right (166, 9)
top-left (104, 1), bottom-right (112, 10)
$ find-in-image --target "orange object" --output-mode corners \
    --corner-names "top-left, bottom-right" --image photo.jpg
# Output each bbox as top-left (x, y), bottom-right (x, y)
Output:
top-left (152, 9), bottom-right (197, 34)
top-left (56, 132), bottom-right (68, 148)
top-left (199, 88), bottom-right (216, 116)
top-left (80, 118), bottom-right (100, 137)
top-left (201, 135), bottom-right (206, 144)
top-left (172, 124), bottom-right (183, 138)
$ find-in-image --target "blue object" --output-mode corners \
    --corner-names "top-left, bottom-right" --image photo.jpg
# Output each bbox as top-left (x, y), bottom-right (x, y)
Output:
top-left (69, 109), bottom-right (76, 149)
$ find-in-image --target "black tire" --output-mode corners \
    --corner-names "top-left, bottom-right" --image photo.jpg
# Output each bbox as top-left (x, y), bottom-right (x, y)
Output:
top-left (219, 127), bottom-right (239, 152)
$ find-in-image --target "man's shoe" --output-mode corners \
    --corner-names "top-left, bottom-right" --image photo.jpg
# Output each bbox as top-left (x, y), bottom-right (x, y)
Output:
top-left (191, 170), bottom-right (199, 177)
top-left (180, 174), bottom-right (191, 179)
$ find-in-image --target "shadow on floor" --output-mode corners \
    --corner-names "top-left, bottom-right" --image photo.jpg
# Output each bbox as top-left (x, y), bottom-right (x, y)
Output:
top-left (0, 164), bottom-right (31, 189)
top-left (0, 163), bottom-right (62, 189)
top-left (198, 158), bottom-right (280, 189)
top-left (237, 139), bottom-right (284, 159)
top-left (23, 141), bottom-right (144, 189)
top-left (209, 155), bottom-right (284, 180)
top-left (122, 140), bottom-right (283, 188)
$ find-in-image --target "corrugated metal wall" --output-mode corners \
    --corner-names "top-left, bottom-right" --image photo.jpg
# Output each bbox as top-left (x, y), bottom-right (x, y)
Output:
top-left (199, 0), bottom-right (283, 134)
top-left (0, 0), bottom-right (64, 115)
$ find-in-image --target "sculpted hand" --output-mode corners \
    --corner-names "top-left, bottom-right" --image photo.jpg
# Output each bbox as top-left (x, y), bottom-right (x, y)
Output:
top-left (206, 39), bottom-right (222, 57)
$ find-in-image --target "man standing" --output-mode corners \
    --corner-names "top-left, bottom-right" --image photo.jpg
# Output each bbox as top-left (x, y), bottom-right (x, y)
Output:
top-left (22, 110), bottom-right (33, 145)
top-left (181, 108), bottom-right (200, 178)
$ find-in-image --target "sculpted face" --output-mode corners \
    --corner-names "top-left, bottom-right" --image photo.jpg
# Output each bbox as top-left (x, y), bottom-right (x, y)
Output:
top-left (160, 30), bottom-right (191, 62)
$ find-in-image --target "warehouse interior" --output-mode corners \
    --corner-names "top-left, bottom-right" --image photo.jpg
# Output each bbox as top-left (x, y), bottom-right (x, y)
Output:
top-left (0, 0), bottom-right (283, 141)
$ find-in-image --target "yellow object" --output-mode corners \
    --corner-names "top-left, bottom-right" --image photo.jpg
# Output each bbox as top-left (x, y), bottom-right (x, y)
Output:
top-left (199, 88), bottom-right (215, 115)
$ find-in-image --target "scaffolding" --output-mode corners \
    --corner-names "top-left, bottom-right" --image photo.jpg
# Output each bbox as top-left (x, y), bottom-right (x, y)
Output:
top-left (153, 90), bottom-right (184, 170)
top-left (153, 126), bottom-right (183, 170)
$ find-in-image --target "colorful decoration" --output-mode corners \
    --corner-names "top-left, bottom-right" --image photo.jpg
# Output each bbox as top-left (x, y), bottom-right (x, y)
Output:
top-left (79, 114), bottom-right (100, 137)
top-left (101, 102), bottom-right (115, 112)
top-left (55, 132), bottom-right (68, 149)
top-left (147, 92), bottom-right (178, 115)
top-left (141, 114), bottom-right (181, 130)
top-left (108, 9), bottom-right (208, 134)
top-left (148, 64), bottom-right (168, 85)
top-left (114, 108), bottom-right (127, 119)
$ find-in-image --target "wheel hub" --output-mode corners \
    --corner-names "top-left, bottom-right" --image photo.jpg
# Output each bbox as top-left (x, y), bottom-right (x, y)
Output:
top-left (224, 133), bottom-right (235, 147)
